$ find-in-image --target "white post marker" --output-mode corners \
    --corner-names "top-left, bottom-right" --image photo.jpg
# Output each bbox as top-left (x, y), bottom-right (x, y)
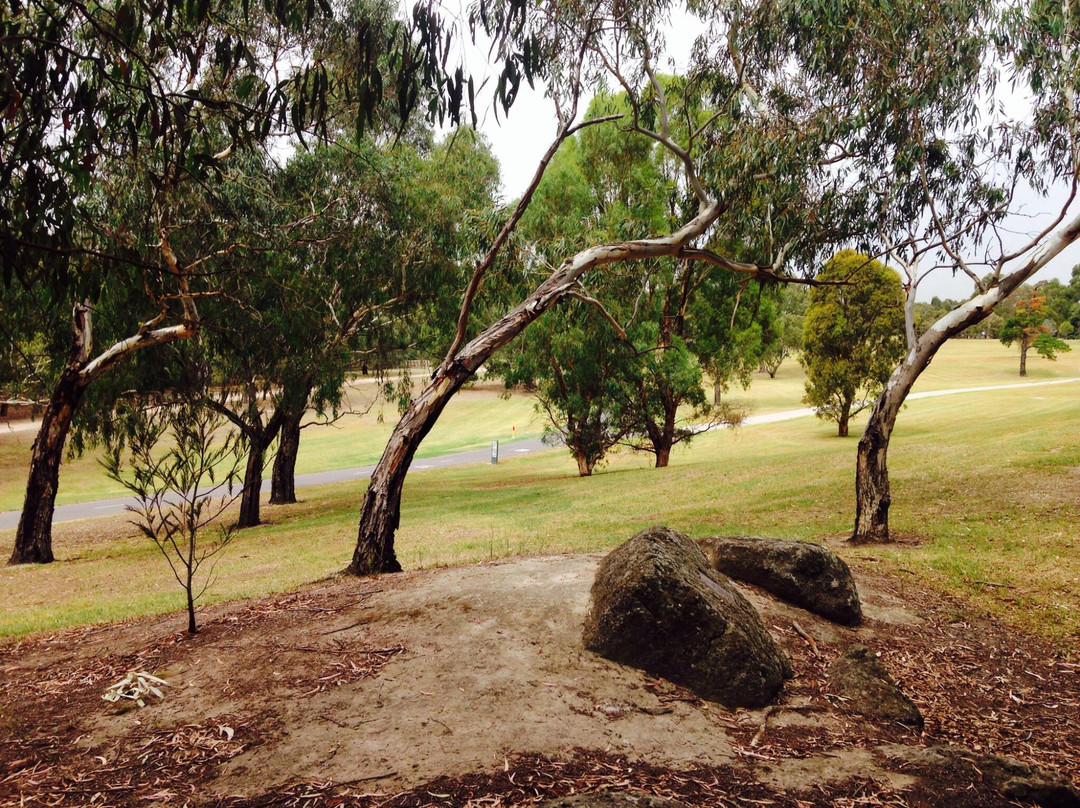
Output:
top-left (491, 440), bottom-right (499, 465)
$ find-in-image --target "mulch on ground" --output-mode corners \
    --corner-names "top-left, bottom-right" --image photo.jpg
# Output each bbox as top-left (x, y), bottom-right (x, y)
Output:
top-left (0, 559), bottom-right (1076, 808)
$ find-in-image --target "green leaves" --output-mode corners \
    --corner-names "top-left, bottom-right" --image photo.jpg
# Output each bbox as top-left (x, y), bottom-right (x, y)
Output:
top-left (801, 250), bottom-right (906, 435)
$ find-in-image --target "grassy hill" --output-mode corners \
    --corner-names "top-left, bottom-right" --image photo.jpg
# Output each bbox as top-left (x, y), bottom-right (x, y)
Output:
top-left (2, 339), bottom-right (1078, 645)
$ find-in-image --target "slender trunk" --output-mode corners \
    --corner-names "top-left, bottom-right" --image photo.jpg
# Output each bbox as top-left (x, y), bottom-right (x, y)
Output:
top-left (237, 438), bottom-right (266, 528)
top-left (1019, 341), bottom-right (1029, 376)
top-left (270, 410), bottom-right (302, 504)
top-left (713, 379), bottom-right (722, 407)
top-left (186, 568), bottom-right (198, 634)
top-left (9, 369), bottom-right (86, 564)
top-left (350, 365), bottom-right (472, 575)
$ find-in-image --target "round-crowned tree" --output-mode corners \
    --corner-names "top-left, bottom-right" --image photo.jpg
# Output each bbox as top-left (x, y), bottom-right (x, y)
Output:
top-left (801, 251), bottom-right (906, 437)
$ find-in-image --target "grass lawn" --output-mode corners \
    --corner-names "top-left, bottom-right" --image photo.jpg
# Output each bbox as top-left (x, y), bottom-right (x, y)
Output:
top-left (0, 376), bottom-right (542, 512)
top-left (2, 340), bottom-right (1079, 646)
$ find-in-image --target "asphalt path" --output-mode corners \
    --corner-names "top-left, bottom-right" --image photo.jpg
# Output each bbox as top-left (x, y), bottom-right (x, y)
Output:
top-left (2, 376), bottom-right (1077, 530)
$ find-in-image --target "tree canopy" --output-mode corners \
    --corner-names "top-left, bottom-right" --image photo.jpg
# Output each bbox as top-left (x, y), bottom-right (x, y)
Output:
top-left (801, 250), bottom-right (906, 437)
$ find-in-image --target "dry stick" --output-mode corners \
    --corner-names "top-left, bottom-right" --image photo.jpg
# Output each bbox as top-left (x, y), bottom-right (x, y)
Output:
top-left (792, 620), bottom-right (820, 656)
top-left (750, 705), bottom-right (778, 747)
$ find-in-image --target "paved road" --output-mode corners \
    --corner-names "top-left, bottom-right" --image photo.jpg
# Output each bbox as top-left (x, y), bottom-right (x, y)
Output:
top-left (2, 376), bottom-right (1077, 529)
top-left (0, 437), bottom-right (551, 530)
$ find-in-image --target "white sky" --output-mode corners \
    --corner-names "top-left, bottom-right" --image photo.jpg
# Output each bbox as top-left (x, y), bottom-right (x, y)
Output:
top-left (460, 10), bottom-right (1080, 303)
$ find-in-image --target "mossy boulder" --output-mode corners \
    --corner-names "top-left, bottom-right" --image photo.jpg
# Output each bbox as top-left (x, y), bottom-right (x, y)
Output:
top-left (583, 526), bottom-right (791, 709)
top-left (697, 535), bottom-right (861, 625)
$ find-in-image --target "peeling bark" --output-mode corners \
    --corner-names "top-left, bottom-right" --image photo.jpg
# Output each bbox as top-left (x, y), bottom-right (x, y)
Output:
top-left (853, 210), bottom-right (1080, 543)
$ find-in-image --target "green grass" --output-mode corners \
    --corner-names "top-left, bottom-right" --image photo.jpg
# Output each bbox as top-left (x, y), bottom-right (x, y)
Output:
top-left (0, 377), bottom-right (541, 512)
top-left (2, 341), bottom-right (1079, 645)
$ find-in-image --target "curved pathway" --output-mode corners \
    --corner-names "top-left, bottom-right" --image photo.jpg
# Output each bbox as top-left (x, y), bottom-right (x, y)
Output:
top-left (2, 376), bottom-right (1077, 530)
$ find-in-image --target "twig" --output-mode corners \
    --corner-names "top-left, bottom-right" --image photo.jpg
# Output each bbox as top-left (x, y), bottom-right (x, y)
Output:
top-left (792, 621), bottom-right (820, 657)
top-left (964, 579), bottom-right (1016, 590)
top-left (750, 705), bottom-right (778, 747)
top-left (340, 771), bottom-right (397, 785)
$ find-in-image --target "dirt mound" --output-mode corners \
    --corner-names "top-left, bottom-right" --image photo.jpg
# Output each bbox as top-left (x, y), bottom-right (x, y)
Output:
top-left (1, 554), bottom-right (1078, 807)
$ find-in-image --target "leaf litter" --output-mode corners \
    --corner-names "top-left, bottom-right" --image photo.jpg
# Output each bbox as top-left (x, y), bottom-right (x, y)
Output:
top-left (0, 556), bottom-right (1076, 808)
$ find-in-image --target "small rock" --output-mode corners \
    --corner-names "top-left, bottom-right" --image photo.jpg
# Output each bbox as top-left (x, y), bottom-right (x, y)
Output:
top-left (827, 645), bottom-right (923, 728)
top-left (540, 793), bottom-right (689, 808)
top-left (890, 745), bottom-right (1080, 808)
top-left (697, 535), bottom-right (861, 625)
top-left (583, 526), bottom-right (791, 709)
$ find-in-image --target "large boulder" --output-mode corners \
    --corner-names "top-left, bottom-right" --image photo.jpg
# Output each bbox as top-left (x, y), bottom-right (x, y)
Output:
top-left (583, 526), bottom-right (791, 709)
top-left (697, 535), bottom-right (862, 625)
top-left (827, 645), bottom-right (923, 728)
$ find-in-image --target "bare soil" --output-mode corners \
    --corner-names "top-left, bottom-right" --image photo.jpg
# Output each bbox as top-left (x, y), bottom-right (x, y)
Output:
top-left (1, 552), bottom-right (1077, 807)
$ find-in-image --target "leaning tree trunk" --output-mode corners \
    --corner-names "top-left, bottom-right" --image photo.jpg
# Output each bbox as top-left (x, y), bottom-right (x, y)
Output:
top-left (851, 243), bottom-right (1065, 543)
top-left (270, 410), bottom-right (302, 504)
top-left (348, 201), bottom-right (726, 576)
top-left (9, 369), bottom-right (87, 564)
top-left (852, 210), bottom-right (1080, 544)
top-left (852, 385), bottom-right (905, 544)
top-left (8, 238), bottom-right (200, 564)
top-left (350, 364), bottom-right (473, 574)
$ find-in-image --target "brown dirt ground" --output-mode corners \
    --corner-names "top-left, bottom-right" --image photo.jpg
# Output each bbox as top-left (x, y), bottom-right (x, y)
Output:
top-left (1, 552), bottom-right (1077, 808)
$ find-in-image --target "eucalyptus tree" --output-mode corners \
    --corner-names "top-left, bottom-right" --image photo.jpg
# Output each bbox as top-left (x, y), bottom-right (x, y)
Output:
top-left (347, 0), bottom-right (887, 575)
top-left (2, 0), bottom-right (344, 564)
top-left (846, 0), bottom-right (1080, 543)
top-left (198, 132), bottom-right (498, 527)
top-left (2, 0), bottom-right (514, 563)
top-left (497, 92), bottom-right (766, 472)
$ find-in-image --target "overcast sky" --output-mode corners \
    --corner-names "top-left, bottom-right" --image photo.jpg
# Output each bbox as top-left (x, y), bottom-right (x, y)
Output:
top-left (453, 3), bottom-right (1080, 304)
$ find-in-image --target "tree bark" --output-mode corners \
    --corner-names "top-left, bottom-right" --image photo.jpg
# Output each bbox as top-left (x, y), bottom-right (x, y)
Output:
top-left (1019, 340), bottom-right (1029, 376)
top-left (236, 409), bottom-right (284, 529)
top-left (350, 364), bottom-right (473, 574)
top-left (851, 210), bottom-right (1080, 544)
top-left (8, 368), bottom-right (86, 564)
top-left (186, 570), bottom-right (198, 634)
top-left (348, 202), bottom-right (726, 576)
top-left (852, 386), bottom-right (903, 544)
top-left (270, 410), bottom-right (302, 504)
top-left (575, 453), bottom-right (595, 476)
top-left (237, 437), bottom-right (266, 529)
top-left (837, 401), bottom-right (851, 438)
